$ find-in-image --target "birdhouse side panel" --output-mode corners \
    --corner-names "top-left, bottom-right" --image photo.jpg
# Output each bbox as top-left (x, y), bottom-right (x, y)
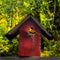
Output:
top-left (18, 20), bottom-right (41, 56)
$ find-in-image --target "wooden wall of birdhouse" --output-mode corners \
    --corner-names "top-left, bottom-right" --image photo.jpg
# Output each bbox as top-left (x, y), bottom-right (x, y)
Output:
top-left (18, 19), bottom-right (41, 56)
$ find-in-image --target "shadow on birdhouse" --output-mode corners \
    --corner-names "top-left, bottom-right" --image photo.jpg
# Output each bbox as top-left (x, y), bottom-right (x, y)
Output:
top-left (5, 14), bottom-right (53, 57)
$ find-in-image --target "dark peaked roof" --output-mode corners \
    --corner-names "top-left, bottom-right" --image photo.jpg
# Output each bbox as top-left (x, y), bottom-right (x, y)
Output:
top-left (5, 14), bottom-right (53, 40)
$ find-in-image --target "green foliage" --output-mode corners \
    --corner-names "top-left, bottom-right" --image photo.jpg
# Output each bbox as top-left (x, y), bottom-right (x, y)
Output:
top-left (58, 0), bottom-right (60, 6)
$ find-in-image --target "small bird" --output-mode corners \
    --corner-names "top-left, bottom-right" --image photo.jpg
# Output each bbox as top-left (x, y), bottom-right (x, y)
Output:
top-left (28, 27), bottom-right (36, 36)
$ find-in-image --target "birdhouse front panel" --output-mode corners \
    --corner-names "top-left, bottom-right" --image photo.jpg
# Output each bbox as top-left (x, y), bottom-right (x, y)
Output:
top-left (18, 19), bottom-right (41, 56)
top-left (5, 14), bottom-right (53, 57)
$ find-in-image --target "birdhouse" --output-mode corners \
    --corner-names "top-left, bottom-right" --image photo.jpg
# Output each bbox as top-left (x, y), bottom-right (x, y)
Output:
top-left (5, 14), bottom-right (53, 56)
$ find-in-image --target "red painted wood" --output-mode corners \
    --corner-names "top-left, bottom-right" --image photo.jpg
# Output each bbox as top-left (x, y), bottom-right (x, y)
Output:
top-left (18, 20), bottom-right (41, 56)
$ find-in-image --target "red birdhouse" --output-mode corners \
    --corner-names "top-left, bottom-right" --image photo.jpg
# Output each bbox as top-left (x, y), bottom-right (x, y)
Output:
top-left (5, 14), bottom-right (53, 56)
